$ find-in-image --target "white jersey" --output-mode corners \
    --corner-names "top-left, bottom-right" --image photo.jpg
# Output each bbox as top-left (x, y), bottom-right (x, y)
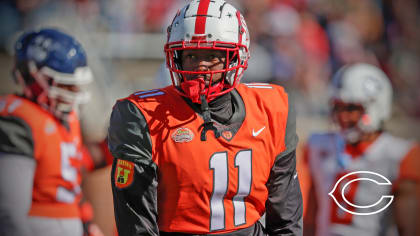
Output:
top-left (307, 132), bottom-right (414, 236)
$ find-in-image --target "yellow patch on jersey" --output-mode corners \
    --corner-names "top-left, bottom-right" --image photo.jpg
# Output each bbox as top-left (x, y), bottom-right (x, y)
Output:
top-left (115, 159), bottom-right (134, 188)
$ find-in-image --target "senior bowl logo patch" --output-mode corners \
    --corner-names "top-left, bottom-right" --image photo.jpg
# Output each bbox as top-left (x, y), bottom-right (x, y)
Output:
top-left (115, 159), bottom-right (134, 188)
top-left (171, 127), bottom-right (194, 143)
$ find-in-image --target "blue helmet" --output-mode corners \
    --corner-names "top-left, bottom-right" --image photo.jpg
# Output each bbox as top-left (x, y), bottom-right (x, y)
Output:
top-left (13, 28), bottom-right (93, 119)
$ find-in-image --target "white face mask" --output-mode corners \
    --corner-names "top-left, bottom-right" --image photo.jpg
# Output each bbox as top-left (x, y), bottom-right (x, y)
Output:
top-left (48, 84), bottom-right (91, 115)
top-left (340, 127), bottom-right (362, 144)
top-left (41, 65), bottom-right (93, 116)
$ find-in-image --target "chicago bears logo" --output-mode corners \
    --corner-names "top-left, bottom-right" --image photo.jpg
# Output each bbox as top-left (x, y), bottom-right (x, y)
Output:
top-left (329, 171), bottom-right (394, 216)
top-left (115, 159), bottom-right (135, 188)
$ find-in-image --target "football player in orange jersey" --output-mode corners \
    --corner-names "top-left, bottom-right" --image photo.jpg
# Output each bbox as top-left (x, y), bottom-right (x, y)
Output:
top-left (108, 0), bottom-right (303, 235)
top-left (0, 28), bottom-right (103, 236)
top-left (303, 63), bottom-right (420, 236)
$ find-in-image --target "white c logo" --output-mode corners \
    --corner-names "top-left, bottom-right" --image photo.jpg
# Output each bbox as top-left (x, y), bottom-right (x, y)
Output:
top-left (328, 171), bottom-right (394, 216)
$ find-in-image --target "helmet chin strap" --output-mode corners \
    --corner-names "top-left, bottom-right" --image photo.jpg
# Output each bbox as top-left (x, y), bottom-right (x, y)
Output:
top-left (181, 79), bottom-right (205, 103)
top-left (180, 77), bottom-right (227, 141)
top-left (199, 94), bottom-right (220, 141)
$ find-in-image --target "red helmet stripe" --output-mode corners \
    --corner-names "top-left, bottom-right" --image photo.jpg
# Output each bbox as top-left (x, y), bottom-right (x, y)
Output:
top-left (236, 11), bottom-right (243, 44)
top-left (195, 0), bottom-right (211, 35)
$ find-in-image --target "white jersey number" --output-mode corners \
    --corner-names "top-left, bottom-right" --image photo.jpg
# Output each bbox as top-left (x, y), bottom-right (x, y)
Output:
top-left (57, 142), bottom-right (81, 203)
top-left (209, 150), bottom-right (252, 231)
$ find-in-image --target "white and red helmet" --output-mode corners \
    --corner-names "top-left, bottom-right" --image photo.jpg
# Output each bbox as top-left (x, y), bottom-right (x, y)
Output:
top-left (164, 0), bottom-right (250, 103)
top-left (330, 63), bottom-right (393, 142)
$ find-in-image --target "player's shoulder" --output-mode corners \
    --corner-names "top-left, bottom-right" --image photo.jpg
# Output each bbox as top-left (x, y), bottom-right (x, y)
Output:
top-left (237, 82), bottom-right (290, 106)
top-left (0, 95), bottom-right (35, 157)
top-left (239, 82), bottom-right (287, 94)
top-left (1, 94), bottom-right (29, 115)
top-left (306, 132), bottom-right (345, 156)
top-left (0, 94), bottom-right (50, 124)
top-left (308, 131), bottom-right (341, 145)
top-left (109, 90), bottom-right (158, 130)
top-left (115, 86), bottom-right (178, 110)
top-left (379, 132), bottom-right (413, 146)
top-left (125, 86), bottom-right (174, 103)
top-left (130, 88), bottom-right (168, 99)
top-left (376, 132), bottom-right (415, 158)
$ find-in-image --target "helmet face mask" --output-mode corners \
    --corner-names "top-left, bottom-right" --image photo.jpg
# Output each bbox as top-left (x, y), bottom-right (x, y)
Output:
top-left (165, 0), bottom-right (250, 103)
top-left (13, 28), bottom-right (93, 120)
top-left (329, 63), bottom-right (393, 143)
top-left (331, 100), bottom-right (366, 144)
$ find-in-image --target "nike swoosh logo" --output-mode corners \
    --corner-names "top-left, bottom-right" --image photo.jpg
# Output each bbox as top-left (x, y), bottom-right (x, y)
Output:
top-left (252, 126), bottom-right (265, 137)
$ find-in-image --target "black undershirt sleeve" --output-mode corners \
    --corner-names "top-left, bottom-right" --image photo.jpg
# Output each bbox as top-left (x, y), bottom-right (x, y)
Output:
top-left (108, 99), bottom-right (159, 236)
top-left (265, 90), bottom-right (303, 236)
top-left (265, 150), bottom-right (303, 235)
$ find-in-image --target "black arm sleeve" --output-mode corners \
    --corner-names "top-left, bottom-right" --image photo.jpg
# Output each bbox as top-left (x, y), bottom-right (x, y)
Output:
top-left (265, 91), bottom-right (303, 236)
top-left (265, 150), bottom-right (303, 235)
top-left (108, 100), bottom-right (159, 236)
top-left (0, 116), bottom-right (34, 157)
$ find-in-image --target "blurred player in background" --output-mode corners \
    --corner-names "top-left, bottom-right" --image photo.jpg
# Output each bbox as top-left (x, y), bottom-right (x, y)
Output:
top-left (0, 28), bottom-right (103, 236)
top-left (303, 63), bottom-right (420, 236)
top-left (108, 0), bottom-right (302, 235)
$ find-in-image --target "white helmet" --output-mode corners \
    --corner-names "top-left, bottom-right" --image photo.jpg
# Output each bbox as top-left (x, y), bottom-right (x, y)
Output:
top-left (164, 0), bottom-right (250, 103)
top-left (330, 63), bottom-right (393, 140)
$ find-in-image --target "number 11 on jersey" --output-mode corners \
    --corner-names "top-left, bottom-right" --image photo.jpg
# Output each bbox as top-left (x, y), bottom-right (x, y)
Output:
top-left (209, 150), bottom-right (252, 231)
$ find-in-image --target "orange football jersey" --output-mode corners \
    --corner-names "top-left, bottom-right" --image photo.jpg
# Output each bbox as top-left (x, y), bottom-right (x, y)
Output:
top-left (125, 84), bottom-right (290, 233)
top-left (0, 95), bottom-right (84, 218)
